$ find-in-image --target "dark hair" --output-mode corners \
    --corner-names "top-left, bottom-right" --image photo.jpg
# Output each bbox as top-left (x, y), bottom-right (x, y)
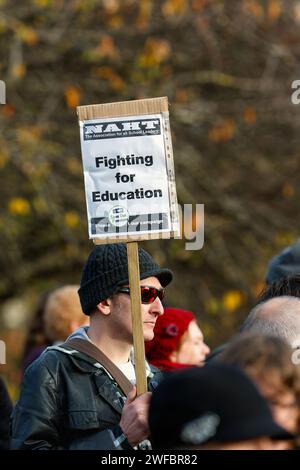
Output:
top-left (22, 290), bottom-right (53, 370)
top-left (257, 275), bottom-right (300, 304)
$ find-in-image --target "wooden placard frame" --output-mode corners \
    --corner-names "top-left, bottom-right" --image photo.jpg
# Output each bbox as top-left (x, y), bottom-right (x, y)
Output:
top-left (77, 96), bottom-right (180, 245)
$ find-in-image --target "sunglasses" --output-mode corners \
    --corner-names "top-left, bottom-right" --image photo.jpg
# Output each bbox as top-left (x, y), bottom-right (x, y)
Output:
top-left (116, 286), bottom-right (165, 304)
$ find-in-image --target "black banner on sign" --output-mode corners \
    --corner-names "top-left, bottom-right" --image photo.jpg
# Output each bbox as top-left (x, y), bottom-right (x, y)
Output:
top-left (83, 118), bottom-right (161, 140)
top-left (91, 212), bottom-right (168, 235)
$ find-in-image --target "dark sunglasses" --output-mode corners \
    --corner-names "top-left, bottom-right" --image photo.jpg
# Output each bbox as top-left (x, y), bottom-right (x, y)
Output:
top-left (116, 286), bottom-right (165, 304)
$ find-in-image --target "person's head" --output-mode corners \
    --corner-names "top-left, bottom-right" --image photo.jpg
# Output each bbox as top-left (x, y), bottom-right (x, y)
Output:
top-left (219, 334), bottom-right (300, 437)
top-left (240, 296), bottom-right (300, 347)
top-left (78, 243), bottom-right (173, 343)
top-left (23, 290), bottom-right (53, 351)
top-left (258, 274), bottom-right (300, 304)
top-left (44, 285), bottom-right (88, 342)
top-left (149, 363), bottom-right (294, 450)
top-left (266, 239), bottom-right (300, 284)
top-left (145, 307), bottom-right (210, 371)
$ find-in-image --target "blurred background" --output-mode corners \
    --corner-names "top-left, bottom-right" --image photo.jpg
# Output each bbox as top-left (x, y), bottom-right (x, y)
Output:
top-left (1, 0), bottom-right (300, 400)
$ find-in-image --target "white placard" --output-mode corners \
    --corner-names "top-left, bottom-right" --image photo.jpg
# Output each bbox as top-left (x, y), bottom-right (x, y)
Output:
top-left (79, 112), bottom-right (179, 239)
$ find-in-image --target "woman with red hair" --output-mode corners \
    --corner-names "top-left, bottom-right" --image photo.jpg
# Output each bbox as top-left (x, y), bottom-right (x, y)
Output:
top-left (145, 307), bottom-right (210, 372)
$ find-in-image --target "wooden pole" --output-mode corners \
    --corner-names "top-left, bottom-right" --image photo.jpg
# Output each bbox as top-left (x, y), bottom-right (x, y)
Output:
top-left (127, 241), bottom-right (147, 395)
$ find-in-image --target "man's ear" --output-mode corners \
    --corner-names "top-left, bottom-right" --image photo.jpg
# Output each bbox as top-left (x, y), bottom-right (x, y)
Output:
top-left (96, 299), bottom-right (111, 316)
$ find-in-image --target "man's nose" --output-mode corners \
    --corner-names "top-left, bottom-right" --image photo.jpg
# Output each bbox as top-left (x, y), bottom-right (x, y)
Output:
top-left (150, 297), bottom-right (164, 315)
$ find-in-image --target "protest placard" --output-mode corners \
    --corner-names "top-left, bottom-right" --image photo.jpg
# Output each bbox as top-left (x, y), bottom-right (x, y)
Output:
top-left (77, 97), bottom-right (179, 243)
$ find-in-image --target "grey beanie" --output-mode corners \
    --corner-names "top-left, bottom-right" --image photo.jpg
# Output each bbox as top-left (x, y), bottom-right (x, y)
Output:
top-left (266, 238), bottom-right (300, 284)
top-left (78, 243), bottom-right (173, 314)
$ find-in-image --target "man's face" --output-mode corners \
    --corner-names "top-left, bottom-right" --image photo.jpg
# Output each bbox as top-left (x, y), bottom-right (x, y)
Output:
top-left (108, 276), bottom-right (164, 344)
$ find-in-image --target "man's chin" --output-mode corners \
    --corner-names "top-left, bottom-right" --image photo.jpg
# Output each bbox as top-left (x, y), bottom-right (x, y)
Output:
top-left (143, 331), bottom-right (155, 342)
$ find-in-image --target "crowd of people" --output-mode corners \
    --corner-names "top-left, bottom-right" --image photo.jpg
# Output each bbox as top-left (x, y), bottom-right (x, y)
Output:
top-left (1, 238), bottom-right (300, 450)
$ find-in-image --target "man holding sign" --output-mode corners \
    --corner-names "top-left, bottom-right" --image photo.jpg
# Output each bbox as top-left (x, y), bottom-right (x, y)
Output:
top-left (12, 243), bottom-right (172, 450)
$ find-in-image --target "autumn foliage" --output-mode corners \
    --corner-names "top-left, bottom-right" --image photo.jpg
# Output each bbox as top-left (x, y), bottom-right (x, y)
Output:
top-left (1, 0), bottom-right (300, 392)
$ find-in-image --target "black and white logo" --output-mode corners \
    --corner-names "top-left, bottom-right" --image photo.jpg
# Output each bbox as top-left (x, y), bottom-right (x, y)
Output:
top-left (84, 118), bottom-right (161, 140)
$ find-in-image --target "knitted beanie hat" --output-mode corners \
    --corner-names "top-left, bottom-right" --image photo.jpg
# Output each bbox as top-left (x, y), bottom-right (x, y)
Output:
top-left (145, 307), bottom-right (195, 362)
top-left (78, 243), bottom-right (173, 314)
top-left (149, 363), bottom-right (293, 449)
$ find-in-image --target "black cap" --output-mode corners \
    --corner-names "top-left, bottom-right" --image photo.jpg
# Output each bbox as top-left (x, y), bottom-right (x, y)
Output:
top-left (78, 243), bottom-right (173, 314)
top-left (266, 239), bottom-right (300, 284)
top-left (149, 363), bottom-right (293, 449)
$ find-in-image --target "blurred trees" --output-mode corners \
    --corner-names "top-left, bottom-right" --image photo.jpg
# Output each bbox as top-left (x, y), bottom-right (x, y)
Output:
top-left (1, 0), bottom-right (300, 354)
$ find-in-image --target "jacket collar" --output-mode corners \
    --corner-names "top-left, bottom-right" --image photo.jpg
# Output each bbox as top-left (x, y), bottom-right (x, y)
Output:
top-left (47, 343), bottom-right (159, 414)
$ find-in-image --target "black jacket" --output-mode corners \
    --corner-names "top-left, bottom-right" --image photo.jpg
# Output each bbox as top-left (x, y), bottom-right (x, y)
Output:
top-left (0, 376), bottom-right (13, 450)
top-left (11, 346), bottom-right (163, 450)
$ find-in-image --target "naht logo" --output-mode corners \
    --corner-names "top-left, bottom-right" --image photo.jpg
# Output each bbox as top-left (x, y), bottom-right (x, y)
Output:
top-left (0, 340), bottom-right (6, 364)
top-left (83, 118), bottom-right (161, 140)
top-left (0, 80), bottom-right (6, 104)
